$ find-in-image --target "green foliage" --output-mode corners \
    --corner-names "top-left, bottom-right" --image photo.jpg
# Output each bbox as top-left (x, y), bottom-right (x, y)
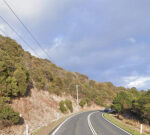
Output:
top-left (55, 77), bottom-right (64, 89)
top-left (14, 67), bottom-right (29, 96)
top-left (0, 36), bottom-right (30, 97)
top-left (86, 98), bottom-right (92, 106)
top-left (6, 77), bottom-right (18, 96)
top-left (0, 36), bottom-right (29, 127)
top-left (65, 100), bottom-right (73, 112)
top-left (133, 90), bottom-right (150, 124)
top-left (111, 91), bottom-right (133, 113)
top-left (79, 99), bottom-right (86, 108)
top-left (1, 35), bottom-right (150, 126)
top-left (25, 50), bottom-right (120, 106)
top-left (59, 101), bottom-right (67, 113)
top-left (111, 89), bottom-right (150, 125)
top-left (112, 103), bottom-right (122, 113)
top-left (0, 97), bottom-right (20, 127)
top-left (31, 68), bottom-right (46, 89)
top-left (59, 100), bottom-right (73, 113)
top-left (0, 35), bottom-right (128, 126)
top-left (95, 96), bottom-right (103, 106)
top-left (0, 66), bottom-right (29, 97)
top-left (0, 97), bottom-right (10, 104)
top-left (0, 106), bottom-right (20, 125)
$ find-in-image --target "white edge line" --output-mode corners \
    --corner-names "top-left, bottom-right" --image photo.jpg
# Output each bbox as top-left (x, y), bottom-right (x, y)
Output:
top-left (51, 111), bottom-right (89, 135)
top-left (102, 113), bottom-right (132, 135)
top-left (87, 112), bottom-right (98, 135)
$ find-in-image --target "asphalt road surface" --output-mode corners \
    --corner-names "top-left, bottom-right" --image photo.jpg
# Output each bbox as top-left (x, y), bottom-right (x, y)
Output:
top-left (51, 111), bottom-right (131, 135)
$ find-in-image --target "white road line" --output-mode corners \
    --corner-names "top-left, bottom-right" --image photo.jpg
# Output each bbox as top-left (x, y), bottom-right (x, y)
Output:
top-left (87, 112), bottom-right (98, 135)
top-left (102, 113), bottom-right (132, 135)
top-left (51, 111), bottom-right (89, 135)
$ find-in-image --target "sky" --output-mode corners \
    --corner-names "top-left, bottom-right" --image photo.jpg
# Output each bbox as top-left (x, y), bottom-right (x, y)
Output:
top-left (0, 0), bottom-right (150, 90)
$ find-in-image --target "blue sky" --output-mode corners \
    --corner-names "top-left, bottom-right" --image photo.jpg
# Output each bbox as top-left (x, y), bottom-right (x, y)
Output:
top-left (0, 0), bottom-right (150, 90)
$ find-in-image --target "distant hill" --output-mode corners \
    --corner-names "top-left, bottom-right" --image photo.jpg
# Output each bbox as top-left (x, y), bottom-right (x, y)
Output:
top-left (0, 35), bottom-right (121, 128)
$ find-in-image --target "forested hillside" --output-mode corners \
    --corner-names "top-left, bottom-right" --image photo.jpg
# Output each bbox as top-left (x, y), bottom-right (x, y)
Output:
top-left (111, 88), bottom-right (150, 125)
top-left (0, 35), bottom-right (133, 128)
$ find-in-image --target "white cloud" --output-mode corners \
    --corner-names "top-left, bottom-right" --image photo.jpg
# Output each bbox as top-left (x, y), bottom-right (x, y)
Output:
top-left (27, 37), bottom-right (63, 59)
top-left (0, 25), bottom-right (6, 36)
top-left (49, 38), bottom-right (63, 53)
top-left (0, 0), bottom-right (47, 20)
top-left (128, 37), bottom-right (136, 43)
top-left (123, 76), bottom-right (150, 89)
top-left (0, 0), bottom-right (80, 26)
top-left (0, 24), bottom-right (17, 38)
top-left (1, 0), bottom-right (150, 90)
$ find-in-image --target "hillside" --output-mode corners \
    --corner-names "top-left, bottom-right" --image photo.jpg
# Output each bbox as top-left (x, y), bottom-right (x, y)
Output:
top-left (0, 35), bottom-right (121, 133)
top-left (0, 35), bottom-right (121, 102)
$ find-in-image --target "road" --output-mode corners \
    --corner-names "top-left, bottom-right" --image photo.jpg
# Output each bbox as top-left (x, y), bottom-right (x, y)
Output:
top-left (51, 111), bottom-right (131, 135)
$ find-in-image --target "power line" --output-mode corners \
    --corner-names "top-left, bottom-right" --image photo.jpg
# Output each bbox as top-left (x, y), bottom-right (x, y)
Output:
top-left (3, 0), bottom-right (51, 60)
top-left (0, 28), bottom-right (7, 36)
top-left (0, 15), bottom-right (41, 58)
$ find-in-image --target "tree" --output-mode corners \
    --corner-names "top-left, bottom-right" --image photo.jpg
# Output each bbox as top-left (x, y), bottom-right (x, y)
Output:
top-left (6, 77), bottom-right (19, 96)
top-left (0, 98), bottom-right (20, 127)
top-left (14, 68), bottom-right (29, 96)
top-left (111, 91), bottom-right (132, 113)
top-left (133, 90), bottom-right (150, 124)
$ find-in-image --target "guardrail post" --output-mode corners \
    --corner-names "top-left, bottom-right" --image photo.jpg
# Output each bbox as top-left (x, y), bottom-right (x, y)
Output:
top-left (140, 124), bottom-right (142, 134)
top-left (26, 124), bottom-right (29, 135)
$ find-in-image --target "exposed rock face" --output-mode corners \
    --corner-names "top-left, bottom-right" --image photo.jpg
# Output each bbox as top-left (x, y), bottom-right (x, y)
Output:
top-left (3, 89), bottom-right (62, 135)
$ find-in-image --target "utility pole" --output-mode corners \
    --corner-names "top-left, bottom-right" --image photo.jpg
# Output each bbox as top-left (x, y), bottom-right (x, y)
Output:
top-left (76, 85), bottom-right (79, 105)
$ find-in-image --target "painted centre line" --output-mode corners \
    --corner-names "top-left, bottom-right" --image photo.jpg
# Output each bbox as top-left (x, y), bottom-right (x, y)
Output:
top-left (87, 112), bottom-right (98, 135)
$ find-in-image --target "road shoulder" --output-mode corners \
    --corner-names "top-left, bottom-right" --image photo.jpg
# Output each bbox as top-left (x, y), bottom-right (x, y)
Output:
top-left (103, 113), bottom-right (148, 135)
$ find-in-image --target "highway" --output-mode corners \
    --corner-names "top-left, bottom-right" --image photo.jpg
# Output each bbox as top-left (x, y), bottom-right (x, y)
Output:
top-left (51, 111), bottom-right (131, 135)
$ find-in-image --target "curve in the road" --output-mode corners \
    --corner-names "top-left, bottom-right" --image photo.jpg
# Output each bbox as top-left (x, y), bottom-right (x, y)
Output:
top-left (51, 111), bottom-right (132, 135)
top-left (87, 112), bottom-right (98, 135)
top-left (51, 111), bottom-right (86, 135)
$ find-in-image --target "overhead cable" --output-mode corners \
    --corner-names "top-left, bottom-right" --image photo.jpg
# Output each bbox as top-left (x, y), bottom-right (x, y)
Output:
top-left (3, 0), bottom-right (51, 60)
top-left (0, 15), bottom-right (41, 58)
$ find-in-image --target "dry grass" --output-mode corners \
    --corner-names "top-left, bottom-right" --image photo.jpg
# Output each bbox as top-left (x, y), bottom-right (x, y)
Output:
top-left (32, 115), bottom-right (70, 135)
top-left (104, 113), bottom-right (150, 135)
top-left (121, 115), bottom-right (150, 134)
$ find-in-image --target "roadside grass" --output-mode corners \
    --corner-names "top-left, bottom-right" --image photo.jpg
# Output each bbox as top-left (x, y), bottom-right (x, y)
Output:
top-left (103, 113), bottom-right (148, 135)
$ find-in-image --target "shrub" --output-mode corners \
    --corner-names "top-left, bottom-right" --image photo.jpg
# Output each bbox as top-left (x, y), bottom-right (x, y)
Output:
top-left (65, 100), bottom-right (73, 112)
top-left (55, 77), bottom-right (64, 89)
top-left (0, 100), bottom-right (20, 127)
top-left (86, 98), bottom-right (92, 106)
top-left (6, 77), bottom-right (19, 97)
top-left (14, 67), bottom-right (29, 96)
top-left (79, 99), bottom-right (86, 108)
top-left (59, 101), bottom-right (67, 113)
top-left (95, 97), bottom-right (103, 106)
